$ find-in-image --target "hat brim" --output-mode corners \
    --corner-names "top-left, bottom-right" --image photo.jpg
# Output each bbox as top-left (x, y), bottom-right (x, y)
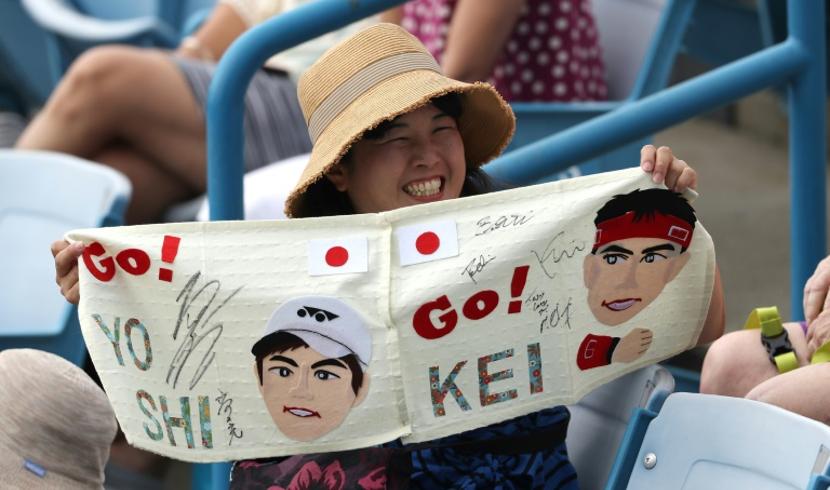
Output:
top-left (285, 71), bottom-right (515, 218)
top-left (288, 329), bottom-right (367, 368)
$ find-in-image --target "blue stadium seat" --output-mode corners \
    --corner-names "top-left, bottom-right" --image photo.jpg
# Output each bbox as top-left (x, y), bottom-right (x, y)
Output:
top-left (20, 0), bottom-right (216, 85)
top-left (606, 393), bottom-right (830, 489)
top-left (567, 365), bottom-right (674, 490)
top-left (193, 462), bottom-right (233, 490)
top-left (0, 149), bottom-right (130, 365)
top-left (0, 1), bottom-right (53, 113)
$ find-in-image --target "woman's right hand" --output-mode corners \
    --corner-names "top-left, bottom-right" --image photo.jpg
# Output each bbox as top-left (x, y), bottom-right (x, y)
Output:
top-left (807, 309), bottom-right (830, 359)
top-left (804, 255), bottom-right (830, 325)
top-left (51, 240), bottom-right (84, 305)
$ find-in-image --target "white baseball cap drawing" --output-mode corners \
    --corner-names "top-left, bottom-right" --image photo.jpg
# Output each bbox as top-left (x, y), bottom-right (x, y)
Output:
top-left (253, 296), bottom-right (373, 368)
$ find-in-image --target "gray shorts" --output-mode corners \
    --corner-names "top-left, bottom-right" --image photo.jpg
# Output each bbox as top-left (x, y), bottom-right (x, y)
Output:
top-left (175, 57), bottom-right (312, 172)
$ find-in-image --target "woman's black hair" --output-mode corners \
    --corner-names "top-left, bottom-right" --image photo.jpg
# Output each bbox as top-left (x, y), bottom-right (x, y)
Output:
top-left (292, 92), bottom-right (500, 218)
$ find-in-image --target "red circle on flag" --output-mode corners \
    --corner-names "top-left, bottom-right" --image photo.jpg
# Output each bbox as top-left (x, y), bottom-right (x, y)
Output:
top-left (415, 232), bottom-right (440, 255)
top-left (325, 246), bottom-right (349, 267)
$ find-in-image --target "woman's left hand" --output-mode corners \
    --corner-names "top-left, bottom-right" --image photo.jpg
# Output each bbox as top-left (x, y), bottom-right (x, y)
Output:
top-left (640, 145), bottom-right (697, 192)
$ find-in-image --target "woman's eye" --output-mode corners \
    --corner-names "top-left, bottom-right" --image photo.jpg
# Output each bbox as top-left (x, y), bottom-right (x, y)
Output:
top-left (602, 254), bottom-right (626, 265)
top-left (314, 370), bottom-right (341, 381)
top-left (641, 253), bottom-right (667, 263)
top-left (383, 136), bottom-right (408, 145)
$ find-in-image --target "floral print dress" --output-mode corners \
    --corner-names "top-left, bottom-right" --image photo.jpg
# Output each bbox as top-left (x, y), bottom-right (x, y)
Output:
top-left (230, 407), bottom-right (577, 489)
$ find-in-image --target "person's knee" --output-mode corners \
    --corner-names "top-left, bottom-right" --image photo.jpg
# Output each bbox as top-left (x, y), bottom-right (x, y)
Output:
top-left (51, 46), bottom-right (147, 121)
top-left (700, 332), bottom-right (755, 394)
top-left (744, 382), bottom-right (771, 404)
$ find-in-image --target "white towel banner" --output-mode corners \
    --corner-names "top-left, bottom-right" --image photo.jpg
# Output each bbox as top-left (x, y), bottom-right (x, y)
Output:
top-left (69, 168), bottom-right (715, 462)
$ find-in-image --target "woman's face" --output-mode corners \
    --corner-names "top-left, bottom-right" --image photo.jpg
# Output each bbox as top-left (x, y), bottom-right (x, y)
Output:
top-left (326, 104), bottom-right (466, 214)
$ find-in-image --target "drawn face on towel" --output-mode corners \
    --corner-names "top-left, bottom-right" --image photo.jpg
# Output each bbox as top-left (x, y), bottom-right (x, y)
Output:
top-left (583, 189), bottom-right (697, 326)
top-left (256, 340), bottom-right (367, 442)
top-left (252, 297), bottom-right (372, 441)
top-left (584, 237), bottom-right (690, 325)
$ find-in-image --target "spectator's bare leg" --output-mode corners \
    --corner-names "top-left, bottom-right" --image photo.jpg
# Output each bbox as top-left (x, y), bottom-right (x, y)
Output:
top-left (700, 323), bottom-right (809, 398)
top-left (95, 144), bottom-right (193, 223)
top-left (17, 45), bottom-right (208, 221)
top-left (744, 363), bottom-right (830, 424)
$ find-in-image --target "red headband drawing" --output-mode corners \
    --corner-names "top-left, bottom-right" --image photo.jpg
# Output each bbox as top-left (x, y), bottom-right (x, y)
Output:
top-left (593, 211), bottom-right (694, 250)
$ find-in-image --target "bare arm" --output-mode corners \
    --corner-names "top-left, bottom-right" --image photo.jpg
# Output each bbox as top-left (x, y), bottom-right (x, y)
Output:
top-left (175, 3), bottom-right (249, 61)
top-left (442, 0), bottom-right (526, 82)
top-left (803, 255), bottom-right (830, 325)
top-left (698, 267), bottom-right (725, 344)
top-left (745, 362), bottom-right (830, 424)
top-left (380, 6), bottom-right (403, 24)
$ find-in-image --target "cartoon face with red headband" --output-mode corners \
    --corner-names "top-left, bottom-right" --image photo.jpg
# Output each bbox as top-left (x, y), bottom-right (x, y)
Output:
top-left (583, 188), bottom-right (696, 326)
top-left (577, 189), bottom-right (696, 371)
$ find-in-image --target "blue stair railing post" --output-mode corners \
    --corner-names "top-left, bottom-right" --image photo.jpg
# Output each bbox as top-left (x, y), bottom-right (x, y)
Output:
top-left (788, 0), bottom-right (826, 320)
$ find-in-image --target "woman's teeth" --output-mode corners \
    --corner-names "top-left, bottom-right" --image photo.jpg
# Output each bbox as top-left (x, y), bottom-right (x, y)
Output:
top-left (405, 178), bottom-right (441, 197)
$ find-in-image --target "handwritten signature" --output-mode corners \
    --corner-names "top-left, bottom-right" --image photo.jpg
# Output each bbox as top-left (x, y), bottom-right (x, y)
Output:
top-left (216, 390), bottom-right (244, 445)
top-left (525, 288), bottom-right (573, 332)
top-left (475, 212), bottom-right (534, 237)
top-left (531, 231), bottom-right (586, 279)
top-left (462, 254), bottom-right (495, 284)
top-left (167, 272), bottom-right (242, 390)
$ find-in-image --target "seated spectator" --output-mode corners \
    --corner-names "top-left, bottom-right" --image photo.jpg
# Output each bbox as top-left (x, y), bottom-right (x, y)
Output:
top-left (0, 349), bottom-right (117, 489)
top-left (701, 257), bottom-right (830, 424)
top-left (16, 0), bottom-right (373, 224)
top-left (385, 0), bottom-right (607, 101)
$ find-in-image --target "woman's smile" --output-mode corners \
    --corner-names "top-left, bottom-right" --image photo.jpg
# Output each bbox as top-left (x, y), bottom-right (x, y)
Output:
top-left (403, 176), bottom-right (444, 200)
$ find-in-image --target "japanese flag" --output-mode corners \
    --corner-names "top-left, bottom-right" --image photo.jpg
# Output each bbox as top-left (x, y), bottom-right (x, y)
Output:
top-left (396, 220), bottom-right (459, 266)
top-left (308, 236), bottom-right (368, 276)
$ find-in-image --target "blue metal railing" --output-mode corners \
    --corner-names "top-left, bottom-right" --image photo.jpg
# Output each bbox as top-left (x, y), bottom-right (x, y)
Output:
top-left (207, 0), bottom-right (825, 318)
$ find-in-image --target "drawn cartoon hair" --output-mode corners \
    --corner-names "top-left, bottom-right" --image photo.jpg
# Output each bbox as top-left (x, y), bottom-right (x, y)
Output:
top-left (291, 93), bottom-right (499, 218)
top-left (252, 331), bottom-right (364, 395)
top-left (592, 188), bottom-right (697, 253)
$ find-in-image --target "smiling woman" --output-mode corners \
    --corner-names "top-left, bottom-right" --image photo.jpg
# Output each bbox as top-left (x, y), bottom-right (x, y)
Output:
top-left (228, 23), bottom-right (721, 489)
top-left (47, 21), bottom-right (722, 490)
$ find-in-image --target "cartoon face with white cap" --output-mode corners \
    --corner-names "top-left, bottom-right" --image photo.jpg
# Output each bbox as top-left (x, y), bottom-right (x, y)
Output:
top-left (252, 296), bottom-right (372, 442)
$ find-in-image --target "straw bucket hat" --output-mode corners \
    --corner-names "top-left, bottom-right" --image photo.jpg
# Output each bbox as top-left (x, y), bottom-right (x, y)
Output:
top-left (0, 349), bottom-right (117, 489)
top-left (285, 23), bottom-right (516, 218)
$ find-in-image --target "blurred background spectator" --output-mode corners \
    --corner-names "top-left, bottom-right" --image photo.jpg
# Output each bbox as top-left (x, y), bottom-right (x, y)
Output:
top-left (384, 0), bottom-right (607, 101)
top-left (0, 349), bottom-right (117, 489)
